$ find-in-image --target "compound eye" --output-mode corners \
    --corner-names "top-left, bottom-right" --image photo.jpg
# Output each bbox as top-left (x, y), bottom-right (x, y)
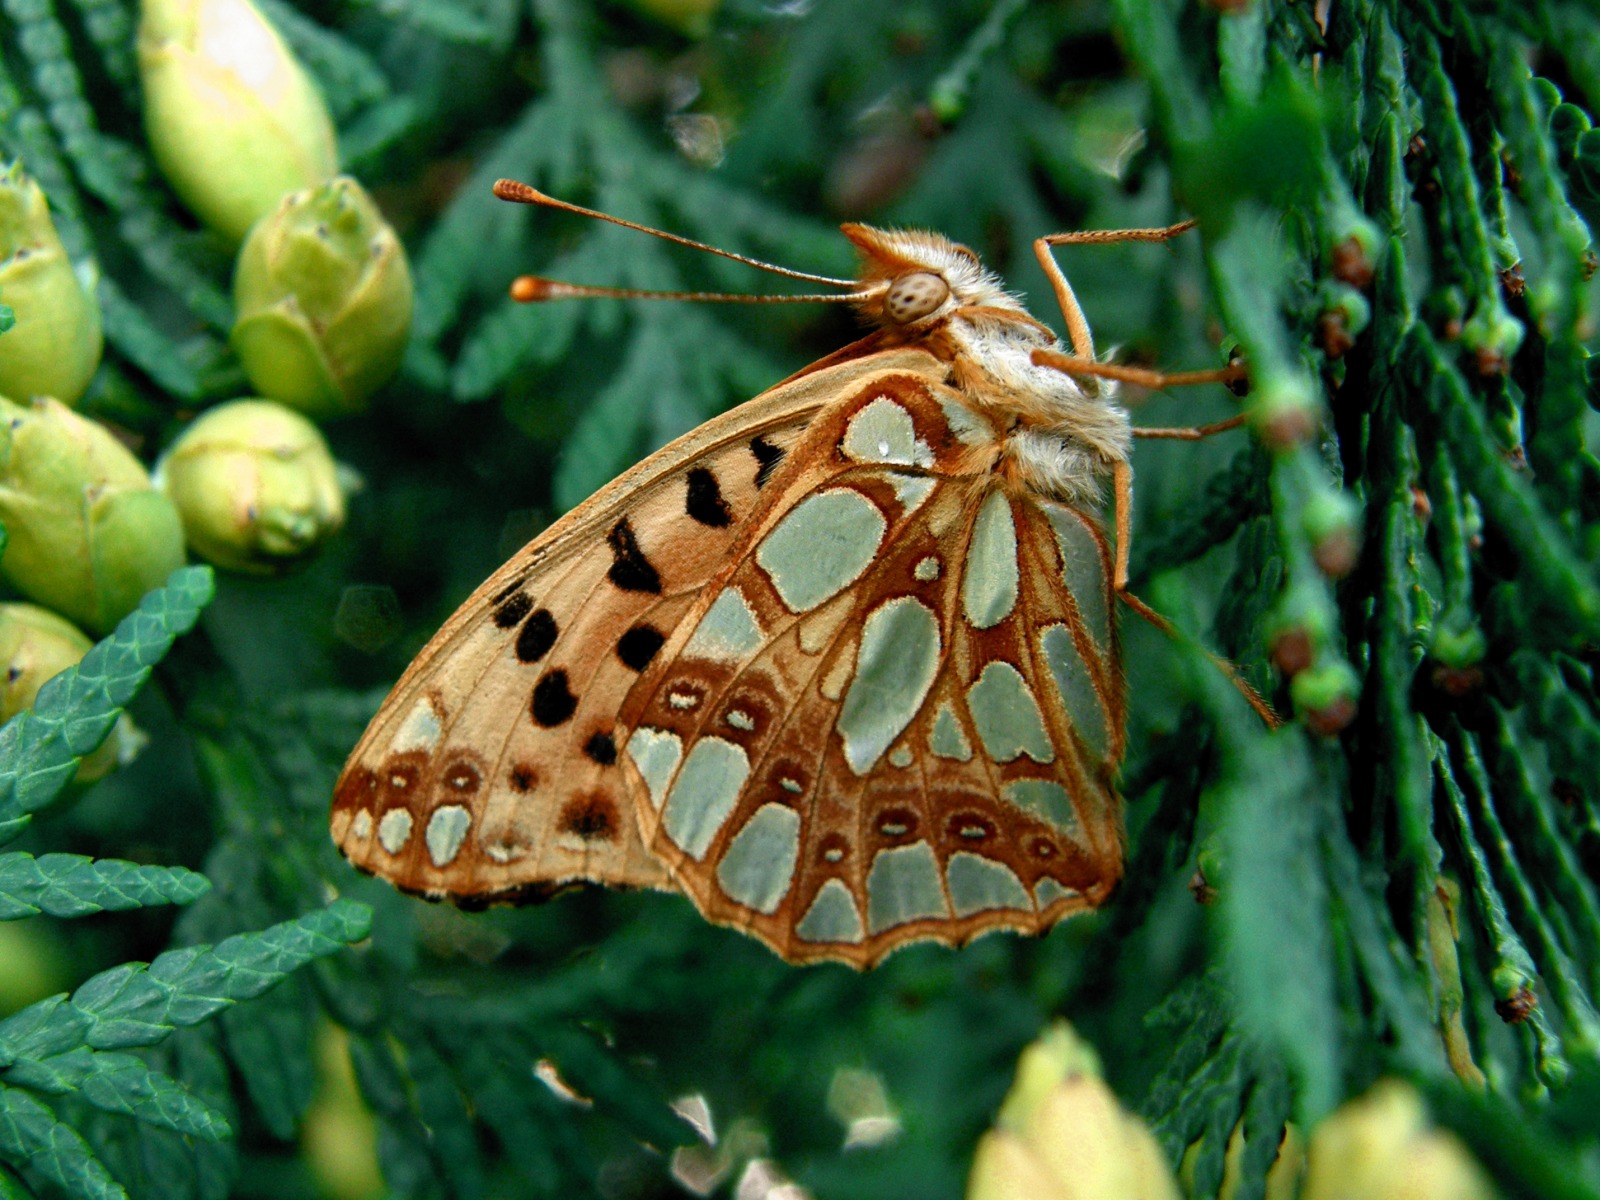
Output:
top-left (884, 271), bottom-right (949, 323)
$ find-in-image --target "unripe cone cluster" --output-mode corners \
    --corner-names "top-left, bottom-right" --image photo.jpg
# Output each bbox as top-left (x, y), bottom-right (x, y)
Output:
top-left (137, 0), bottom-right (412, 418)
top-left (156, 400), bottom-right (345, 574)
top-left (0, 163), bottom-right (103, 407)
top-left (0, 0), bottom-right (408, 795)
top-left (126, 2), bottom-right (404, 572)
top-left (0, 396), bottom-right (186, 635)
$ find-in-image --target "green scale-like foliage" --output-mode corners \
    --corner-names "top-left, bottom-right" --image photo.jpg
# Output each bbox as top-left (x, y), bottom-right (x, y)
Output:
top-left (2, 1), bottom-right (1599, 1198)
top-left (0, 570), bottom-right (370, 1199)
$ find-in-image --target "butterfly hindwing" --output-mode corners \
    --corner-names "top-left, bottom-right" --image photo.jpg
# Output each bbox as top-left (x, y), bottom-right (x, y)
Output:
top-left (329, 348), bottom-right (950, 904)
top-left (616, 369), bottom-right (1126, 966)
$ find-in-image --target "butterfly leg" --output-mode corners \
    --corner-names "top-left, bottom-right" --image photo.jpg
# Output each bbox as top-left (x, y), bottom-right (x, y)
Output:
top-left (1032, 351), bottom-right (1247, 392)
top-left (1035, 223), bottom-right (1278, 726)
top-left (1033, 221), bottom-right (1197, 357)
top-left (1032, 221), bottom-right (1248, 400)
top-left (1110, 460), bottom-right (1282, 727)
top-left (1032, 224), bottom-right (1251, 588)
top-left (1130, 414), bottom-right (1249, 441)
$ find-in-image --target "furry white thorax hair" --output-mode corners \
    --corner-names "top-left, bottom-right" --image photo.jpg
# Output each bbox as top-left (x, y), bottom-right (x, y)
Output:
top-left (847, 224), bottom-right (1133, 506)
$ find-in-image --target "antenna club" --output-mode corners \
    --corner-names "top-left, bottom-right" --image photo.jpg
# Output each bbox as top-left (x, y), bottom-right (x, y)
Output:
top-left (510, 275), bottom-right (556, 302)
top-left (493, 179), bottom-right (544, 204)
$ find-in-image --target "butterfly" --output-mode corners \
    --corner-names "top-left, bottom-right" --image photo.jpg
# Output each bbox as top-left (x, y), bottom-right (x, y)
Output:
top-left (330, 180), bottom-right (1253, 968)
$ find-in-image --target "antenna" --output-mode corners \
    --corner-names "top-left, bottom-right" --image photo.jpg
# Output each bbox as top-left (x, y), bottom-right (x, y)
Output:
top-left (493, 178), bottom-right (878, 305)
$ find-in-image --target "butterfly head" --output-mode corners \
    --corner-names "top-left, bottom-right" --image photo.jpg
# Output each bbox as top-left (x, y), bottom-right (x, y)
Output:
top-left (841, 224), bottom-right (1022, 331)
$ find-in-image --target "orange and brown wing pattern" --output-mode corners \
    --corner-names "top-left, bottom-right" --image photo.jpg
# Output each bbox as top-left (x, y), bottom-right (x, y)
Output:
top-left (329, 348), bottom-right (947, 903)
top-left (616, 376), bottom-right (1125, 966)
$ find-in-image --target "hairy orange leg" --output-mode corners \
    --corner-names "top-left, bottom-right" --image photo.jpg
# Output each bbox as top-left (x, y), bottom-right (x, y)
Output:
top-left (1033, 220), bottom-right (1198, 359)
top-left (1030, 350), bottom-right (1248, 397)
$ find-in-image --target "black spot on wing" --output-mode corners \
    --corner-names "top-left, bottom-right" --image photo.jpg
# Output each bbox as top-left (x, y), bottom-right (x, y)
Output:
top-left (559, 793), bottom-right (618, 841)
top-left (617, 624), bottom-right (665, 671)
top-left (531, 670), bottom-right (578, 727)
top-left (584, 731), bottom-right (618, 765)
top-left (606, 518), bottom-right (662, 593)
top-left (515, 608), bottom-right (558, 663)
top-left (492, 591), bottom-right (532, 629)
top-left (750, 436), bottom-right (785, 488)
top-left (491, 574), bottom-right (530, 605)
top-left (685, 467), bottom-right (733, 527)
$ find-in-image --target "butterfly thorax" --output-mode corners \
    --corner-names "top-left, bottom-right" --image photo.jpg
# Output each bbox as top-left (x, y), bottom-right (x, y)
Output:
top-left (844, 223), bottom-right (1131, 507)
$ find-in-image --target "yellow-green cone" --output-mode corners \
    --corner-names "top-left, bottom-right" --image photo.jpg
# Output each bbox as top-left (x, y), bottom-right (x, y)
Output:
top-left (967, 1022), bottom-right (1180, 1200)
top-left (231, 176), bottom-right (412, 418)
top-left (0, 603), bottom-right (140, 782)
top-left (1302, 1081), bottom-right (1498, 1200)
top-left (0, 395), bottom-right (187, 634)
top-left (138, 0), bottom-right (338, 245)
top-left (155, 398), bottom-right (345, 573)
top-left (0, 163), bottom-right (103, 406)
top-left (300, 1022), bottom-right (384, 1200)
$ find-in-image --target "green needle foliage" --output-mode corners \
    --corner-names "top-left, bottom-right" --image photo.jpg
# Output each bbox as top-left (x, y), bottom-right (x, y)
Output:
top-left (0, 569), bottom-right (371, 1198)
top-left (1, 1), bottom-right (1598, 1199)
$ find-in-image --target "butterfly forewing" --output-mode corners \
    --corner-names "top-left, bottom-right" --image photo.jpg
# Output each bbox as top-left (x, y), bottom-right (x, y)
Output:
top-left (330, 351), bottom-right (937, 903)
top-left (615, 369), bottom-right (1126, 966)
